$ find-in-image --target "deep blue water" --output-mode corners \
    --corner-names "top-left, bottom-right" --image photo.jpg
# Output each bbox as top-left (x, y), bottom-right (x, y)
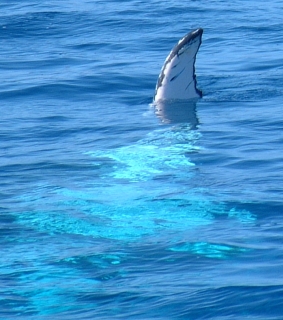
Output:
top-left (1, 1), bottom-right (283, 319)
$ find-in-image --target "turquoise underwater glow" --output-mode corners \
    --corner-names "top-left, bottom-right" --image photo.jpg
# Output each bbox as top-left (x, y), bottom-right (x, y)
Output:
top-left (15, 125), bottom-right (255, 244)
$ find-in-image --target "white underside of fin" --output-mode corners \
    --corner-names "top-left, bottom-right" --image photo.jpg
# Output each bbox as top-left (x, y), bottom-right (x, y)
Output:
top-left (154, 29), bottom-right (203, 102)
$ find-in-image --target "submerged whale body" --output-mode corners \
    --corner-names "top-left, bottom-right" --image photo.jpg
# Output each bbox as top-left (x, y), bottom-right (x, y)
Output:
top-left (154, 28), bottom-right (203, 103)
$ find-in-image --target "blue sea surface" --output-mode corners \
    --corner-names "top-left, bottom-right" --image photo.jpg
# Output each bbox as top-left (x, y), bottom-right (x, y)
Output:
top-left (1, 1), bottom-right (283, 319)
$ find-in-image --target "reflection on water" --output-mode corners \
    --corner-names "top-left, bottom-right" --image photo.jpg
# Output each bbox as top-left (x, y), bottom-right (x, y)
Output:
top-left (153, 99), bottom-right (199, 127)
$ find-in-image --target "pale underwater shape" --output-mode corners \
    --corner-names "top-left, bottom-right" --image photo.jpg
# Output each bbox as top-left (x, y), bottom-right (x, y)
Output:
top-left (16, 189), bottom-right (255, 247)
top-left (87, 126), bottom-right (200, 182)
top-left (14, 126), bottom-right (256, 259)
top-left (169, 242), bottom-right (248, 259)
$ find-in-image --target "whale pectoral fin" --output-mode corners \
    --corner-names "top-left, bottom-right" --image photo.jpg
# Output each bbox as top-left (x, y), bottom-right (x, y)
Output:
top-left (154, 28), bottom-right (203, 102)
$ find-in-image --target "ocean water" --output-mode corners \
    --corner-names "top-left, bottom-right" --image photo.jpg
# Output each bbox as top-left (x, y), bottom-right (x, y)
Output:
top-left (1, 0), bottom-right (283, 319)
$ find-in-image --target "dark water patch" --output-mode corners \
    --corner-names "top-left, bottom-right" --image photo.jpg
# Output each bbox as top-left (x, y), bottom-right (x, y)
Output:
top-left (0, 83), bottom-right (95, 101)
top-left (0, 57), bottom-right (79, 70)
top-left (0, 11), bottom-right (91, 39)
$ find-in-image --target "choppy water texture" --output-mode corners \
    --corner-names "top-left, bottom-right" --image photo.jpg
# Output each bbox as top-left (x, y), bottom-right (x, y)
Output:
top-left (1, 1), bottom-right (283, 319)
